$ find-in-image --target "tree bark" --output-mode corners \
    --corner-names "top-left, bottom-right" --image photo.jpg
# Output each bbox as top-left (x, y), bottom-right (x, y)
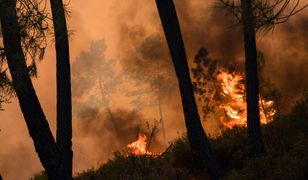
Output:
top-left (241, 0), bottom-right (265, 155)
top-left (0, 1), bottom-right (69, 179)
top-left (50, 0), bottom-right (73, 177)
top-left (155, 0), bottom-right (223, 178)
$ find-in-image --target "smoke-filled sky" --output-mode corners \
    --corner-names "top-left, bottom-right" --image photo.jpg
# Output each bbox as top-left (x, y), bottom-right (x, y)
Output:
top-left (0, 0), bottom-right (307, 179)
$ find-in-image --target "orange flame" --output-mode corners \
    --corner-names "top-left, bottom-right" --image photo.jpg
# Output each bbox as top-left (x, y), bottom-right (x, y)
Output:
top-left (217, 71), bottom-right (276, 129)
top-left (127, 133), bottom-right (151, 155)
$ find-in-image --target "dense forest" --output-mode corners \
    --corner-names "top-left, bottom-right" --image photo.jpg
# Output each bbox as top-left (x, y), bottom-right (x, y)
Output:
top-left (0, 0), bottom-right (307, 179)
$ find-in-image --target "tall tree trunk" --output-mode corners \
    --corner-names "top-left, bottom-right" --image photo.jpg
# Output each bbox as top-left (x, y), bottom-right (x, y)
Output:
top-left (50, 0), bottom-right (73, 176)
top-left (155, 0), bottom-right (223, 178)
top-left (0, 1), bottom-right (69, 179)
top-left (241, 0), bottom-right (265, 155)
top-left (156, 62), bottom-right (167, 146)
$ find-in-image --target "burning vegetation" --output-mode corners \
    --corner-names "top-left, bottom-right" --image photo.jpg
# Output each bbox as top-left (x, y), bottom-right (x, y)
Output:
top-left (73, 91), bottom-right (308, 180)
top-left (124, 65), bottom-right (279, 157)
top-left (127, 133), bottom-right (151, 155)
top-left (192, 48), bottom-right (277, 130)
top-left (217, 70), bottom-right (276, 129)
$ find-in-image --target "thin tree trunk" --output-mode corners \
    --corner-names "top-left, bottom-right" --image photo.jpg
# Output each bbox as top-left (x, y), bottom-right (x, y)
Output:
top-left (50, 0), bottom-right (73, 177)
top-left (241, 0), bottom-right (265, 155)
top-left (157, 93), bottom-right (167, 146)
top-left (156, 62), bottom-right (167, 146)
top-left (98, 78), bottom-right (121, 140)
top-left (155, 0), bottom-right (223, 178)
top-left (0, 1), bottom-right (68, 179)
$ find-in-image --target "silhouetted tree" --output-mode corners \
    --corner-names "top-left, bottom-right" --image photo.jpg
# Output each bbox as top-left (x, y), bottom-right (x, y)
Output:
top-left (219, 0), bottom-right (307, 155)
top-left (0, 0), bottom-right (49, 110)
top-left (240, 0), bottom-right (265, 155)
top-left (155, 0), bottom-right (223, 178)
top-left (192, 48), bottom-right (277, 129)
top-left (219, 0), bottom-right (308, 31)
top-left (0, 0), bottom-right (71, 179)
top-left (50, 0), bottom-right (72, 177)
top-left (191, 47), bottom-right (230, 123)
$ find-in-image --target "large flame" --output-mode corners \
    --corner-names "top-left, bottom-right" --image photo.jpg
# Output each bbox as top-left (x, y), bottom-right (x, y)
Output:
top-left (127, 133), bottom-right (151, 155)
top-left (217, 71), bottom-right (276, 129)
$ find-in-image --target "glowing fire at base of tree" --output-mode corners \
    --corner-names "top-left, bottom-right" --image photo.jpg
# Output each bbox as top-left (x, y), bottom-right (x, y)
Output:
top-left (127, 133), bottom-right (152, 155)
top-left (217, 71), bottom-right (276, 129)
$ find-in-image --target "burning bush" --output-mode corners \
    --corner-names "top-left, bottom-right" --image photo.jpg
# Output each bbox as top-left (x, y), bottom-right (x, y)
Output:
top-left (192, 47), bottom-right (277, 130)
top-left (126, 133), bottom-right (152, 155)
top-left (217, 70), bottom-right (276, 129)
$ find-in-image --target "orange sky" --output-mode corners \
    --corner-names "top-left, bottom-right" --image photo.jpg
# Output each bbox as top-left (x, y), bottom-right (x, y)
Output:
top-left (0, 0), bottom-right (307, 179)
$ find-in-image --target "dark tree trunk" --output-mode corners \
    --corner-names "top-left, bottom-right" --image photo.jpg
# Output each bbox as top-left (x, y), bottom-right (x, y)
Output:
top-left (50, 0), bottom-right (73, 177)
top-left (155, 0), bottom-right (223, 178)
top-left (241, 0), bottom-right (265, 155)
top-left (0, 1), bottom-right (69, 179)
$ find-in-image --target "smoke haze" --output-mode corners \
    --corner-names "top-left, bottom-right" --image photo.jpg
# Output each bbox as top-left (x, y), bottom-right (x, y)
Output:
top-left (0, 0), bottom-right (307, 179)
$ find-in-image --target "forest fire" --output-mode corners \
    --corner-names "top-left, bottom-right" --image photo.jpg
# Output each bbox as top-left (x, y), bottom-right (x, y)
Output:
top-left (127, 133), bottom-right (151, 155)
top-left (217, 71), bottom-right (276, 129)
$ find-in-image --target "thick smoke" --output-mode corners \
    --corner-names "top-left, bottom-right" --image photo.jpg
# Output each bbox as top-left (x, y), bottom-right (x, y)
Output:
top-left (72, 40), bottom-right (108, 98)
top-left (171, 1), bottom-right (308, 110)
top-left (118, 25), bottom-right (178, 107)
top-left (174, 1), bottom-right (244, 66)
top-left (261, 15), bottom-right (308, 98)
top-left (71, 39), bottom-right (166, 173)
top-left (73, 107), bottom-right (163, 166)
top-left (0, 1), bottom-right (307, 179)
top-left (176, 1), bottom-right (308, 100)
